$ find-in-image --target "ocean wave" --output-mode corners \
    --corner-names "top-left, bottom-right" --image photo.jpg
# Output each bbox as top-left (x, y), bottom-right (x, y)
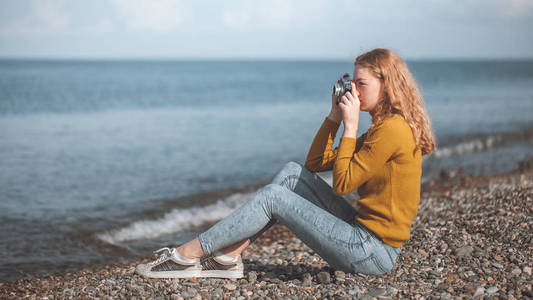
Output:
top-left (431, 129), bottom-right (533, 159)
top-left (96, 191), bottom-right (256, 244)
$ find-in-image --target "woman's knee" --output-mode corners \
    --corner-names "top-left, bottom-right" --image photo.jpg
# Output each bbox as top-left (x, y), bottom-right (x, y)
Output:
top-left (259, 183), bottom-right (287, 197)
top-left (271, 161), bottom-right (303, 187)
top-left (256, 183), bottom-right (294, 210)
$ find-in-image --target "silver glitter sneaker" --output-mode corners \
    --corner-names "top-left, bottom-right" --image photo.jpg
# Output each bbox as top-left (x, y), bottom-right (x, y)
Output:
top-left (135, 247), bottom-right (201, 278)
top-left (199, 250), bottom-right (244, 278)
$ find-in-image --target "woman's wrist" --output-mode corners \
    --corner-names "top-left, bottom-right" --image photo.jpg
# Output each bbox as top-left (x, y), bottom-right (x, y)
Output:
top-left (342, 126), bottom-right (358, 138)
top-left (327, 112), bottom-right (342, 124)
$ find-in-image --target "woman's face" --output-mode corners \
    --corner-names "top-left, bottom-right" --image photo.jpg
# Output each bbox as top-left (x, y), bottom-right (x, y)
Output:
top-left (353, 66), bottom-right (384, 113)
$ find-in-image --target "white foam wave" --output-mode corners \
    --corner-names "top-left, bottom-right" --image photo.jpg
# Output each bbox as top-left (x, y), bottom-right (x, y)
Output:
top-left (97, 191), bottom-right (256, 244)
top-left (431, 135), bottom-right (504, 159)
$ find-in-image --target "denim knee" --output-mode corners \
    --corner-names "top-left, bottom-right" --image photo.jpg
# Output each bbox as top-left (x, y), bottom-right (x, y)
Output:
top-left (271, 161), bottom-right (302, 188)
top-left (256, 183), bottom-right (292, 213)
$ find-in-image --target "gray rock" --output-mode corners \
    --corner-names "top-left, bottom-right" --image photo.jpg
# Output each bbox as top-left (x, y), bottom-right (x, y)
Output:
top-left (248, 271), bottom-right (257, 283)
top-left (491, 262), bottom-right (503, 269)
top-left (317, 272), bottom-right (331, 284)
top-left (334, 270), bottom-right (345, 279)
top-left (213, 288), bottom-right (223, 298)
top-left (368, 287), bottom-right (387, 297)
top-left (455, 246), bottom-right (474, 257)
top-left (473, 287), bottom-right (485, 299)
top-left (360, 294), bottom-right (374, 300)
top-left (348, 288), bottom-right (363, 296)
top-left (182, 288), bottom-right (197, 298)
top-left (486, 286), bottom-right (498, 294)
top-left (170, 294), bottom-right (183, 300)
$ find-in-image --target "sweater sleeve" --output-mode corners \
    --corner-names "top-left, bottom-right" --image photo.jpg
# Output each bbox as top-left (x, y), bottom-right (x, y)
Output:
top-left (304, 117), bottom-right (341, 172)
top-left (332, 119), bottom-right (403, 195)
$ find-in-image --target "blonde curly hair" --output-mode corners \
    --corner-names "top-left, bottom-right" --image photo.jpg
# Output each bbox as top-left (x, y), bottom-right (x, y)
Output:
top-left (355, 48), bottom-right (436, 155)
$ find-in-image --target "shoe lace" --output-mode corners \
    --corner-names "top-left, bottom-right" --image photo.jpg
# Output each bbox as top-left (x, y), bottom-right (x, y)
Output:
top-left (150, 247), bottom-right (174, 266)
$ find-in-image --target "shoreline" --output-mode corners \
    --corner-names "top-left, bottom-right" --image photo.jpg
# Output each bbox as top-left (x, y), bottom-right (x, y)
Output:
top-left (1, 167), bottom-right (532, 299)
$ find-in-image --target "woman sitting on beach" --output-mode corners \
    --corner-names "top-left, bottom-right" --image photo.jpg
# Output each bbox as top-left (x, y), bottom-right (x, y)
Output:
top-left (135, 48), bottom-right (436, 279)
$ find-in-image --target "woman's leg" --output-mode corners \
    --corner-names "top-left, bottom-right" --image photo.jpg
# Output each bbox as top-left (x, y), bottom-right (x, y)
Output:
top-left (179, 161), bottom-right (358, 258)
top-left (247, 161), bottom-right (359, 243)
top-left (197, 181), bottom-right (397, 273)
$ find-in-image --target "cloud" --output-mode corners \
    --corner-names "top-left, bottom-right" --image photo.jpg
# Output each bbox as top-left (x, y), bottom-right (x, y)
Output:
top-left (503, 0), bottom-right (533, 17)
top-left (0, 0), bottom-right (70, 35)
top-left (221, 7), bottom-right (253, 29)
top-left (112, 0), bottom-right (187, 32)
top-left (221, 0), bottom-right (325, 29)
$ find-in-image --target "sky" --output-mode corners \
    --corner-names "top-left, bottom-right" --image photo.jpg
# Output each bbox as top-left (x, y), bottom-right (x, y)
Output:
top-left (0, 0), bottom-right (532, 60)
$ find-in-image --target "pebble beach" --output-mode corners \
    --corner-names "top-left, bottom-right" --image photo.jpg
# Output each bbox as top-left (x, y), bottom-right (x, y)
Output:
top-left (1, 164), bottom-right (532, 300)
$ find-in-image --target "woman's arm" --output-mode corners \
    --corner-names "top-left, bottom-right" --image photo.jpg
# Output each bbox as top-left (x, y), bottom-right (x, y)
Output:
top-left (304, 117), bottom-right (341, 172)
top-left (332, 119), bottom-right (403, 195)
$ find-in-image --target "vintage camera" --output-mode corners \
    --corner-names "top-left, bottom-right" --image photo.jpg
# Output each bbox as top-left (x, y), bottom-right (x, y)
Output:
top-left (332, 73), bottom-right (352, 98)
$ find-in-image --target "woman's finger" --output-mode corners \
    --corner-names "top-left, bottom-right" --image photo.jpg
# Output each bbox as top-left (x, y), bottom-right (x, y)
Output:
top-left (344, 91), bottom-right (353, 102)
top-left (341, 95), bottom-right (348, 104)
top-left (350, 81), bottom-right (357, 98)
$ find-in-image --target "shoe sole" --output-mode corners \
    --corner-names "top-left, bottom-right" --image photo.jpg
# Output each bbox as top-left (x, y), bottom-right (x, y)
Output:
top-left (136, 268), bottom-right (201, 279)
top-left (199, 269), bottom-right (244, 278)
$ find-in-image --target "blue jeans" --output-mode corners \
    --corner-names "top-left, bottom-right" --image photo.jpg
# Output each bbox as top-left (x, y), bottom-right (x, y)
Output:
top-left (198, 161), bottom-right (401, 275)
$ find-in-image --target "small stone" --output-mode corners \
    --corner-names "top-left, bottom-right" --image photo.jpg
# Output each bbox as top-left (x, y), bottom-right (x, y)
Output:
top-left (524, 266), bottom-right (532, 275)
top-left (224, 283), bottom-right (237, 291)
top-left (473, 250), bottom-right (484, 258)
top-left (171, 294), bottom-right (183, 300)
top-left (455, 246), bottom-right (474, 257)
top-left (491, 262), bottom-right (503, 269)
top-left (440, 292), bottom-right (452, 300)
top-left (348, 288), bottom-right (362, 296)
top-left (301, 272), bottom-right (312, 286)
top-left (473, 287), bottom-right (484, 299)
top-left (182, 287), bottom-right (197, 298)
top-left (486, 286), bottom-right (498, 294)
top-left (317, 272), bottom-right (331, 284)
top-left (213, 288), bottom-right (223, 298)
top-left (263, 271), bottom-right (276, 279)
top-left (368, 287), bottom-right (387, 297)
top-left (247, 271), bottom-right (257, 283)
top-left (511, 268), bottom-right (521, 276)
top-left (334, 270), bottom-right (345, 279)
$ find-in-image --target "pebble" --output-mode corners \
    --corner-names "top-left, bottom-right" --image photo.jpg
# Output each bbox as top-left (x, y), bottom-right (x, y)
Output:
top-left (473, 287), bottom-right (485, 299)
top-left (317, 271), bottom-right (331, 284)
top-left (491, 262), bottom-right (504, 269)
top-left (368, 287), bottom-right (387, 297)
top-left (181, 288), bottom-right (197, 298)
top-left (247, 271), bottom-right (257, 283)
top-left (334, 270), bottom-right (345, 279)
top-left (486, 286), bottom-right (498, 294)
top-left (2, 169), bottom-right (533, 299)
top-left (524, 266), bottom-right (532, 275)
top-left (454, 245), bottom-right (474, 257)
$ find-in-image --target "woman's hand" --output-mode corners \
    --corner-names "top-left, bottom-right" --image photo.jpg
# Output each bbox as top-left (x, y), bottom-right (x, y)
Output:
top-left (327, 76), bottom-right (344, 124)
top-left (338, 81), bottom-right (360, 138)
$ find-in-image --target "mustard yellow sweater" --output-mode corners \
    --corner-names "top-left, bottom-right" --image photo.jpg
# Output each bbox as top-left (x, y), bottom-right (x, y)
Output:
top-left (304, 114), bottom-right (422, 247)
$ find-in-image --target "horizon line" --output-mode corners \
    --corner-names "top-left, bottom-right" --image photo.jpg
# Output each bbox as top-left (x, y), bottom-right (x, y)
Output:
top-left (1, 55), bottom-right (533, 62)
